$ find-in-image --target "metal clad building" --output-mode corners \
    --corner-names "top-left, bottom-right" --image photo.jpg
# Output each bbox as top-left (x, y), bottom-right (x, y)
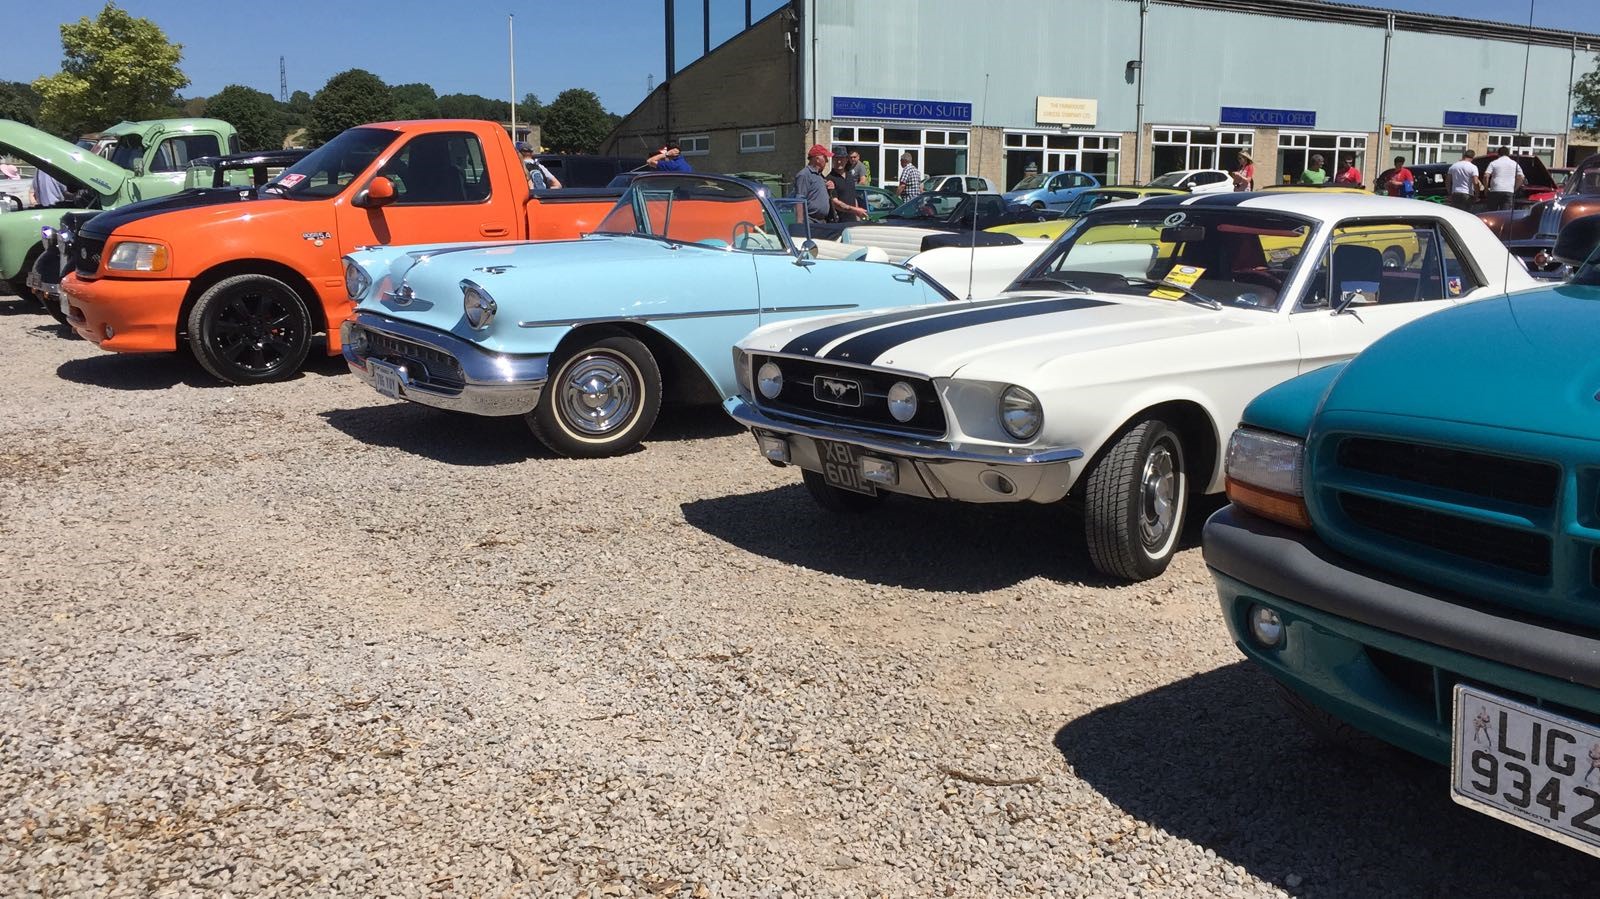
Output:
top-left (604, 0), bottom-right (1600, 190)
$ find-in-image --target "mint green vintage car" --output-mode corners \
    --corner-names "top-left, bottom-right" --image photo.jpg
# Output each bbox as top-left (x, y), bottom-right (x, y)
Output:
top-left (0, 117), bottom-right (239, 295)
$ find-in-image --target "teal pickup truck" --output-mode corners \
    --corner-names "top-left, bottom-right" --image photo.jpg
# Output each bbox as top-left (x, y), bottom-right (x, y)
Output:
top-left (0, 117), bottom-right (239, 294)
top-left (1204, 216), bottom-right (1600, 858)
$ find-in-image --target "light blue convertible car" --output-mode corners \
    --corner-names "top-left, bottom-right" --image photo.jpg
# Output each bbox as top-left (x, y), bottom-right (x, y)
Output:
top-left (340, 173), bottom-right (954, 457)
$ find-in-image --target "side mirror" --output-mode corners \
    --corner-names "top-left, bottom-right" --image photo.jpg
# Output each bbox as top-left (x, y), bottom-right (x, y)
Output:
top-left (355, 175), bottom-right (397, 209)
top-left (1552, 213), bottom-right (1600, 266)
top-left (795, 239), bottom-right (819, 265)
top-left (131, 158), bottom-right (145, 177)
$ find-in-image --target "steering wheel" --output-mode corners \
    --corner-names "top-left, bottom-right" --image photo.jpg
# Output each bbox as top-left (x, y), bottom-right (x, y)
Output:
top-left (1232, 269), bottom-right (1283, 291)
top-left (732, 220), bottom-right (763, 248)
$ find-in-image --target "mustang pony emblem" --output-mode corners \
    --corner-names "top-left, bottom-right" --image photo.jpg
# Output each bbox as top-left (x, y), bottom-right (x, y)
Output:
top-left (814, 376), bottom-right (861, 406)
top-left (821, 379), bottom-right (852, 398)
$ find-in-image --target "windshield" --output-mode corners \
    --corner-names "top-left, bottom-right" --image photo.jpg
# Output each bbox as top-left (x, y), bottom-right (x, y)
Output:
top-left (1147, 172), bottom-right (1188, 189)
top-left (1012, 207), bottom-right (1316, 311)
top-left (1563, 156), bottom-right (1600, 197)
top-left (263, 127), bottom-right (398, 200)
top-left (887, 192), bottom-right (965, 220)
top-left (1064, 191), bottom-right (1132, 216)
top-left (594, 175), bottom-right (790, 251)
top-left (1011, 174), bottom-right (1047, 191)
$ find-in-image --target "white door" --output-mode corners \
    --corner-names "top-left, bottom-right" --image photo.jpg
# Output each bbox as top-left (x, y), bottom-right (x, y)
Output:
top-left (882, 146), bottom-right (920, 193)
top-left (1046, 150), bottom-right (1079, 174)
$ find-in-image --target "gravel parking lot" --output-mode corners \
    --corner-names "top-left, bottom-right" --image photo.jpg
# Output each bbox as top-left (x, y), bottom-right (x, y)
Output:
top-left (2, 298), bottom-right (1597, 897)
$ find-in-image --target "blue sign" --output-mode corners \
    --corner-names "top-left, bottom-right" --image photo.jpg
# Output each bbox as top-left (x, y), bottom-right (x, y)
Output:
top-left (832, 96), bottom-right (972, 123)
top-left (1575, 114), bottom-right (1597, 130)
top-left (1219, 106), bottom-right (1317, 128)
top-left (1444, 110), bottom-right (1518, 130)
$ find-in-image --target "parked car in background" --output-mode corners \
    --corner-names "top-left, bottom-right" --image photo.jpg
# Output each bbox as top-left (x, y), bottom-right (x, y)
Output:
top-left (341, 174), bottom-right (953, 457)
top-left (1479, 153), bottom-right (1600, 275)
top-left (987, 186), bottom-right (1184, 239)
top-left (536, 154), bottom-right (647, 188)
top-left (810, 191), bottom-right (1056, 242)
top-left (181, 149), bottom-right (310, 189)
top-left (860, 184), bottom-right (901, 220)
top-left (1003, 170), bottom-right (1101, 210)
top-left (1148, 169), bottom-right (1233, 193)
top-left (1204, 214), bottom-right (1600, 858)
top-left (923, 174), bottom-right (998, 194)
top-left (727, 193), bottom-right (1536, 581)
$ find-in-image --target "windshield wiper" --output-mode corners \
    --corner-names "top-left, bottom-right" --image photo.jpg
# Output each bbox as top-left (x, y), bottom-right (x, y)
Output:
top-left (1010, 275), bottom-right (1091, 294)
top-left (1121, 276), bottom-right (1222, 310)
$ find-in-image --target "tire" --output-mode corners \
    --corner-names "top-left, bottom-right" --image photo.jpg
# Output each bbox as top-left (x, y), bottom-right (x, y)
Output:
top-left (1083, 418), bottom-right (1189, 581)
top-left (801, 469), bottom-right (883, 513)
top-left (186, 273), bottom-right (314, 384)
top-left (527, 332), bottom-right (661, 458)
top-left (1031, 201), bottom-right (1046, 210)
top-left (1274, 681), bottom-right (1392, 758)
top-left (1382, 246), bottom-right (1406, 269)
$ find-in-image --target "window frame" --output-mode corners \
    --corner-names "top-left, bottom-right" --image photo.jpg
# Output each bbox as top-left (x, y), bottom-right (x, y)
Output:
top-left (378, 131), bottom-right (495, 207)
top-left (678, 134), bottom-right (711, 157)
top-left (1294, 217), bottom-right (1485, 311)
top-left (738, 129), bottom-right (775, 154)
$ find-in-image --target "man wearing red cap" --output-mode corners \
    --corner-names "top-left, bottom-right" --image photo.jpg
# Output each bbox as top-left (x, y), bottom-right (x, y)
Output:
top-left (792, 144), bottom-right (832, 223)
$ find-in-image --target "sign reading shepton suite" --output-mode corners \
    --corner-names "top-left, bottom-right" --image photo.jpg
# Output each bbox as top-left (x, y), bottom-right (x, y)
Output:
top-left (831, 96), bottom-right (973, 123)
top-left (1443, 110), bottom-right (1518, 130)
top-left (1220, 106), bottom-right (1317, 128)
top-left (1036, 96), bottom-right (1098, 127)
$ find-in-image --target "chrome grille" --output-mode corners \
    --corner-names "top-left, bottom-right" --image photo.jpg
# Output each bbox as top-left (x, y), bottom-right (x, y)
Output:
top-left (365, 331), bottom-right (465, 392)
top-left (749, 354), bottom-right (945, 436)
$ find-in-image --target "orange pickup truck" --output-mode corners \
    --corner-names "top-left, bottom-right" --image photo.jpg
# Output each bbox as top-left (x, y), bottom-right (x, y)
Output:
top-left (59, 119), bottom-right (622, 383)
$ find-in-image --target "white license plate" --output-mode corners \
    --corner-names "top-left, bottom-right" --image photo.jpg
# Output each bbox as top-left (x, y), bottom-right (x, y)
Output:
top-left (59, 288), bottom-right (71, 317)
top-left (1452, 685), bottom-right (1600, 857)
top-left (369, 360), bottom-right (406, 400)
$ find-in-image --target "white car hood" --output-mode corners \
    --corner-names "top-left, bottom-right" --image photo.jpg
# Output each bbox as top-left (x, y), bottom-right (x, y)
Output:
top-left (742, 291), bottom-right (1258, 379)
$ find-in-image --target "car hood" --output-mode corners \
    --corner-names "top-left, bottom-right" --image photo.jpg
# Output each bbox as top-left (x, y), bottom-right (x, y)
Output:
top-left (1002, 189), bottom-right (1039, 202)
top-left (0, 120), bottom-right (127, 199)
top-left (77, 186), bottom-right (266, 239)
top-left (1320, 284), bottom-right (1600, 440)
top-left (740, 290), bottom-right (1247, 379)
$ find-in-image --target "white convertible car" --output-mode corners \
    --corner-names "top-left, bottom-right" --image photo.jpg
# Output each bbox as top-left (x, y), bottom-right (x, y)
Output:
top-left (727, 193), bottom-right (1539, 580)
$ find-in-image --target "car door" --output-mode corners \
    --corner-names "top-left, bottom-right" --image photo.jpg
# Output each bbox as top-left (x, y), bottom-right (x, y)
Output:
top-left (334, 130), bottom-right (521, 249)
top-left (1291, 219), bottom-right (1485, 372)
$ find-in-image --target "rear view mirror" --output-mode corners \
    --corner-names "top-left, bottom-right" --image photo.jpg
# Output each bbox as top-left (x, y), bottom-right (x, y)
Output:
top-left (1160, 225), bottom-right (1206, 243)
top-left (355, 175), bottom-right (397, 209)
top-left (1552, 214), bottom-right (1600, 266)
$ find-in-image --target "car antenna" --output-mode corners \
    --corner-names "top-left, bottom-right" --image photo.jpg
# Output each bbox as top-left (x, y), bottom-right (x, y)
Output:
top-left (968, 73), bottom-right (990, 301)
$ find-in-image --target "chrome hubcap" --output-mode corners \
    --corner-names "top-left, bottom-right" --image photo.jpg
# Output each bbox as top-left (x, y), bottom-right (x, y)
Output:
top-left (560, 354), bottom-right (635, 435)
top-left (1139, 443), bottom-right (1177, 549)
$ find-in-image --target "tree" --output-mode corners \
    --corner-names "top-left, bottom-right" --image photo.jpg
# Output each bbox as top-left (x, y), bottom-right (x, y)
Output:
top-left (437, 92), bottom-right (503, 121)
top-left (542, 88), bottom-right (611, 153)
top-left (518, 93), bottom-right (543, 125)
top-left (31, 2), bottom-right (189, 136)
top-left (307, 69), bottom-right (394, 145)
top-left (0, 82), bottom-right (40, 126)
top-left (391, 83), bottom-right (440, 120)
top-left (181, 96), bottom-right (208, 117)
top-left (208, 85), bottom-right (287, 150)
top-left (1576, 55), bottom-right (1600, 136)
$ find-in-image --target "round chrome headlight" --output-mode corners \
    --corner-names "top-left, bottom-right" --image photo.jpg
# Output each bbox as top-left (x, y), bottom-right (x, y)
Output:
top-left (757, 362), bottom-right (784, 399)
top-left (40, 226), bottom-right (55, 248)
top-left (886, 381), bottom-right (918, 422)
top-left (462, 280), bottom-right (497, 330)
top-left (999, 386), bottom-right (1042, 440)
top-left (343, 258), bottom-right (372, 299)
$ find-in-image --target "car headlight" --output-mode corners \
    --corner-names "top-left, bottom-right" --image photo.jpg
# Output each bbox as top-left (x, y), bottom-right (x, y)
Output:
top-left (1223, 427), bottom-right (1310, 529)
top-left (105, 240), bottom-right (169, 272)
top-left (887, 381), bottom-right (918, 422)
top-left (39, 226), bottom-right (55, 248)
top-left (999, 386), bottom-right (1042, 440)
top-left (56, 228), bottom-right (73, 253)
top-left (461, 278), bottom-right (497, 330)
top-left (343, 257), bottom-right (372, 299)
top-left (757, 361), bottom-right (783, 399)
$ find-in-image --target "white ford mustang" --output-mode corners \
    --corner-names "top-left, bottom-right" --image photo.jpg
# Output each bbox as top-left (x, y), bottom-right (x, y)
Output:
top-left (727, 192), bottom-right (1539, 581)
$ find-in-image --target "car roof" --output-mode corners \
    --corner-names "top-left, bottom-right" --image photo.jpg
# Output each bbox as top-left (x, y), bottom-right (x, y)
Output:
top-left (1115, 190), bottom-right (1486, 223)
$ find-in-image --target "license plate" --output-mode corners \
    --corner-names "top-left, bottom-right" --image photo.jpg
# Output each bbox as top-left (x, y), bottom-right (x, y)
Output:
top-left (816, 439), bottom-right (876, 496)
top-left (1451, 685), bottom-right (1600, 857)
top-left (369, 360), bottom-right (407, 400)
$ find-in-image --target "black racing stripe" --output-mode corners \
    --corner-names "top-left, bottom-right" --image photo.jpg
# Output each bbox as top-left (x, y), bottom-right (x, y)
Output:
top-left (80, 187), bottom-right (257, 240)
top-left (823, 296), bottom-right (1110, 363)
top-left (1186, 191), bottom-right (1258, 207)
top-left (778, 295), bottom-right (1032, 356)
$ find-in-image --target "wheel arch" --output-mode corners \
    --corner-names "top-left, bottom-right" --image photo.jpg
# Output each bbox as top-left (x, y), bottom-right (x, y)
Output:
top-left (550, 321), bottom-right (722, 406)
top-left (179, 260), bottom-right (325, 340)
top-left (1075, 398), bottom-right (1223, 498)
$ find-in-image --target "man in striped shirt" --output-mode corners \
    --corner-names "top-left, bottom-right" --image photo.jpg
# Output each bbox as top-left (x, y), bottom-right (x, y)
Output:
top-left (896, 153), bottom-right (923, 199)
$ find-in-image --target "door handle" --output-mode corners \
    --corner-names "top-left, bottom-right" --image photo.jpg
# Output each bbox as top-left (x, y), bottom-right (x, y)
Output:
top-left (480, 226), bottom-right (509, 237)
top-left (893, 272), bottom-right (915, 283)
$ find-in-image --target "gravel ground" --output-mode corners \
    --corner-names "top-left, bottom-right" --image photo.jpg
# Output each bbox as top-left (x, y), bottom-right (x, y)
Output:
top-left (2, 298), bottom-right (1598, 898)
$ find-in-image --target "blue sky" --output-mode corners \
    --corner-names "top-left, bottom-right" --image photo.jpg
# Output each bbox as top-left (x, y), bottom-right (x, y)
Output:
top-left (1, 0), bottom-right (1589, 117)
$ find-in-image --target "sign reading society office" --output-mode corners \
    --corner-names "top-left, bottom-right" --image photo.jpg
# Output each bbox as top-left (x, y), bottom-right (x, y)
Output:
top-left (1036, 96), bottom-right (1098, 127)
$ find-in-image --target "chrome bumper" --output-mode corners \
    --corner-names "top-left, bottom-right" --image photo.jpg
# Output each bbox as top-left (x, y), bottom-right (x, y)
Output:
top-left (725, 397), bottom-right (1082, 504)
top-left (342, 311), bottom-right (549, 417)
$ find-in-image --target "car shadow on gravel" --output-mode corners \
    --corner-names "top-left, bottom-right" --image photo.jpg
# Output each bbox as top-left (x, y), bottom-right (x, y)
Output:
top-left (321, 404), bottom-right (547, 465)
top-left (0, 296), bottom-right (44, 316)
top-left (1053, 661), bottom-right (1600, 896)
top-left (56, 345), bottom-right (348, 390)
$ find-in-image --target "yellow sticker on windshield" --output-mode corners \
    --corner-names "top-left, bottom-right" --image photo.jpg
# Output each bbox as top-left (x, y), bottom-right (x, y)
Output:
top-left (1151, 265), bottom-right (1204, 300)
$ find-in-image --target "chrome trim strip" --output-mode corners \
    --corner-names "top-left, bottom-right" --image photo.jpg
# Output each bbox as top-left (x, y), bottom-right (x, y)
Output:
top-left (343, 311), bottom-right (548, 416)
top-left (518, 304), bottom-right (862, 329)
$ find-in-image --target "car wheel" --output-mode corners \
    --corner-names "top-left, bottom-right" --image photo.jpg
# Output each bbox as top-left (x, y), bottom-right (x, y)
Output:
top-left (1382, 246), bottom-right (1406, 269)
top-left (1083, 418), bottom-right (1188, 581)
top-left (1274, 681), bottom-right (1393, 758)
top-left (528, 332), bottom-right (661, 458)
top-left (1032, 201), bottom-right (1046, 210)
top-left (801, 469), bottom-right (883, 513)
top-left (186, 273), bottom-right (314, 384)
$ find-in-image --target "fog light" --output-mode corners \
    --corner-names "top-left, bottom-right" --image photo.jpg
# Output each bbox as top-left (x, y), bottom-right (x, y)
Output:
top-left (860, 456), bottom-right (898, 486)
top-left (1248, 604), bottom-right (1284, 648)
top-left (756, 432), bottom-right (789, 464)
top-left (103, 324), bottom-right (115, 339)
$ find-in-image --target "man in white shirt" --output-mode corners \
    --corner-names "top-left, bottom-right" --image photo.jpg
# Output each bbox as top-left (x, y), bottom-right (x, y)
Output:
top-left (1484, 146), bottom-right (1523, 212)
top-left (1446, 150), bottom-right (1482, 210)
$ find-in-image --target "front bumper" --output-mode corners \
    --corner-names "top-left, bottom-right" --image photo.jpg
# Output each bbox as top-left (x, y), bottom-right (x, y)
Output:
top-left (725, 397), bottom-right (1081, 504)
top-left (342, 311), bottom-right (548, 417)
top-left (1204, 505), bottom-right (1600, 764)
top-left (63, 275), bottom-right (190, 352)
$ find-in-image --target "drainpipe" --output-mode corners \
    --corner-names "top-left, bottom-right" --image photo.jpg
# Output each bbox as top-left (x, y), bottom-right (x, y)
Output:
top-left (1377, 13), bottom-right (1393, 177)
top-left (1134, 0), bottom-right (1149, 183)
top-left (810, 0), bottom-right (819, 147)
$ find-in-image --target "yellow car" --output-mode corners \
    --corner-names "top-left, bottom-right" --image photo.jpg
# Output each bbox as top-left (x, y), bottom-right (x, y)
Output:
top-left (987, 186), bottom-right (1184, 239)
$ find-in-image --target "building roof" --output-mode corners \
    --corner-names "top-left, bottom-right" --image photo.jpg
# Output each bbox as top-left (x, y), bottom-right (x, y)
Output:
top-left (1154, 0), bottom-right (1600, 48)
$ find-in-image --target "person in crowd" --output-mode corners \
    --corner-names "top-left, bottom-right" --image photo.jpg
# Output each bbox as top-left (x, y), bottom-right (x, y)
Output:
top-left (1298, 153), bottom-right (1327, 186)
top-left (1446, 150), bottom-right (1482, 209)
top-left (846, 150), bottom-right (870, 186)
top-left (647, 140), bottom-right (693, 173)
top-left (897, 152), bottom-right (923, 199)
top-left (518, 143), bottom-right (562, 189)
top-left (1229, 150), bottom-right (1254, 191)
top-left (0, 162), bottom-right (20, 180)
top-left (827, 147), bottom-right (867, 222)
top-left (1384, 155), bottom-right (1414, 197)
top-left (1484, 145), bottom-right (1523, 211)
top-left (31, 167), bottom-right (66, 208)
top-left (792, 144), bottom-right (832, 223)
top-left (1334, 156), bottom-right (1362, 187)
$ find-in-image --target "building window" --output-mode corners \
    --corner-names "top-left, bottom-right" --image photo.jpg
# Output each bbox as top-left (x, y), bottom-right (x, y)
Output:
top-left (739, 130), bottom-right (775, 154)
top-left (833, 126), bottom-right (969, 188)
top-left (1390, 130), bottom-right (1467, 165)
top-left (1276, 132), bottom-right (1367, 184)
top-left (1488, 133), bottom-right (1558, 165)
top-left (1151, 128), bottom-right (1252, 177)
top-left (1003, 131), bottom-right (1123, 189)
top-left (678, 135), bottom-right (710, 157)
